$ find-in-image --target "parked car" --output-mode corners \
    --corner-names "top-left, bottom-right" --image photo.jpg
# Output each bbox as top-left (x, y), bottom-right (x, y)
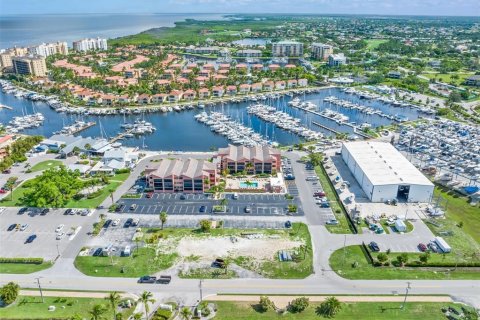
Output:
top-left (157, 275), bottom-right (171, 284)
top-left (146, 192), bottom-right (153, 199)
top-left (285, 221), bottom-right (292, 228)
top-left (179, 194), bottom-right (186, 200)
top-left (55, 224), bottom-right (64, 233)
top-left (129, 204), bottom-right (137, 211)
top-left (0, 188), bottom-right (7, 194)
top-left (92, 248), bottom-right (103, 256)
top-left (138, 276), bottom-right (157, 284)
top-left (369, 241), bottom-right (380, 252)
top-left (131, 218), bottom-right (140, 227)
top-left (103, 219), bottom-right (112, 228)
top-left (320, 202), bottom-right (330, 208)
top-left (20, 224), bottom-right (28, 231)
top-left (418, 243), bottom-right (427, 252)
top-left (40, 208), bottom-right (49, 216)
top-left (244, 206), bottom-right (251, 213)
top-left (314, 191), bottom-right (326, 197)
top-left (212, 258), bottom-right (226, 268)
top-left (56, 232), bottom-right (65, 240)
top-left (232, 193), bottom-right (239, 200)
top-left (2, 169), bottom-right (11, 174)
top-left (428, 242), bottom-right (439, 253)
top-left (7, 224), bottom-right (16, 231)
top-left (326, 219), bottom-right (339, 225)
top-left (122, 245), bottom-right (131, 257)
top-left (115, 204), bottom-right (125, 212)
top-left (112, 219), bottom-right (120, 226)
top-left (124, 218), bottom-right (133, 228)
top-left (25, 234), bottom-right (37, 243)
top-left (199, 205), bottom-right (206, 213)
top-left (18, 207), bottom-right (28, 215)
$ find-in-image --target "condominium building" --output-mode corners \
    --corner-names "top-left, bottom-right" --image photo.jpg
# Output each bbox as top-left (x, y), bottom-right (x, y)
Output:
top-left (28, 41), bottom-right (69, 57)
top-left (12, 55), bottom-right (48, 77)
top-left (0, 47), bottom-right (28, 69)
top-left (216, 145), bottom-right (282, 174)
top-left (328, 53), bottom-right (347, 67)
top-left (272, 40), bottom-right (304, 57)
top-left (236, 49), bottom-right (262, 58)
top-left (311, 43), bottom-right (333, 60)
top-left (72, 37), bottom-right (108, 52)
top-left (145, 158), bottom-right (218, 193)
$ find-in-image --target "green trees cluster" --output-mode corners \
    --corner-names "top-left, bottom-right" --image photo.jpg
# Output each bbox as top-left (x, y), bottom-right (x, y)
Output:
top-left (317, 297), bottom-right (342, 318)
top-left (0, 136), bottom-right (43, 172)
top-left (22, 166), bottom-right (83, 207)
top-left (0, 282), bottom-right (20, 305)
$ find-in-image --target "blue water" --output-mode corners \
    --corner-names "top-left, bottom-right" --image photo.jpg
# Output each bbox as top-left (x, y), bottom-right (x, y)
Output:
top-left (0, 88), bottom-right (427, 151)
top-left (0, 13), bottom-right (225, 49)
top-left (240, 181), bottom-right (259, 188)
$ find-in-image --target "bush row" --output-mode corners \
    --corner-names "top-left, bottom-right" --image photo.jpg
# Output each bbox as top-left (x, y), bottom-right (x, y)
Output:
top-left (0, 257), bottom-right (44, 264)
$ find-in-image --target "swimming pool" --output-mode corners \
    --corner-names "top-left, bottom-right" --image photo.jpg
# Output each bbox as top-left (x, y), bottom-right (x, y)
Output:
top-left (239, 181), bottom-right (259, 188)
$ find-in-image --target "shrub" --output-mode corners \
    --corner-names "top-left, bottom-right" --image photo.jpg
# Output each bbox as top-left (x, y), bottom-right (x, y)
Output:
top-left (377, 253), bottom-right (388, 263)
top-left (317, 297), bottom-right (342, 318)
top-left (258, 296), bottom-right (275, 312)
top-left (0, 282), bottom-right (20, 305)
top-left (288, 297), bottom-right (309, 313)
top-left (0, 257), bottom-right (44, 264)
top-left (199, 220), bottom-right (211, 232)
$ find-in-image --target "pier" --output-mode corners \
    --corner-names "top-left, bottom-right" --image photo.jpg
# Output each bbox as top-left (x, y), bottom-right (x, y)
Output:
top-left (0, 104), bottom-right (13, 110)
top-left (69, 121), bottom-right (96, 134)
top-left (311, 121), bottom-right (341, 135)
top-left (109, 129), bottom-right (133, 143)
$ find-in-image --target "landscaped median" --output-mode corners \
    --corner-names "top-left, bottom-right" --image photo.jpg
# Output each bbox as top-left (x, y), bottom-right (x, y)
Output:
top-left (74, 222), bottom-right (313, 279)
top-left (0, 258), bottom-right (53, 274)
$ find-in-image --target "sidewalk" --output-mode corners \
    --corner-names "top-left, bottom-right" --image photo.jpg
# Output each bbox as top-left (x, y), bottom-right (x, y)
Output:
top-left (20, 290), bottom-right (136, 300)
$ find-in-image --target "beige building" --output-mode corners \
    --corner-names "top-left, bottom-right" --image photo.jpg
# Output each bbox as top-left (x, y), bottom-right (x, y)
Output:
top-left (28, 41), bottom-right (69, 57)
top-left (272, 40), bottom-right (303, 57)
top-left (311, 43), bottom-right (333, 60)
top-left (12, 55), bottom-right (48, 77)
top-left (0, 47), bottom-right (29, 69)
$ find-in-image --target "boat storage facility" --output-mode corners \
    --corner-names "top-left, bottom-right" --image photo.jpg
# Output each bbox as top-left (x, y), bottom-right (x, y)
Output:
top-left (341, 141), bottom-right (434, 203)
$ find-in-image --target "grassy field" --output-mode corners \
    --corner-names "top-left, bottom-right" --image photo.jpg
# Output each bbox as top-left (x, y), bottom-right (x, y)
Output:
top-left (421, 72), bottom-right (473, 86)
top-left (0, 296), bottom-right (133, 319)
top-left (179, 267), bottom-right (237, 279)
top-left (0, 261), bottom-right (53, 274)
top-left (234, 223), bottom-right (313, 279)
top-left (314, 165), bottom-right (354, 234)
top-left (329, 245), bottom-right (480, 280)
top-left (74, 247), bottom-right (177, 277)
top-left (213, 301), bottom-right (474, 320)
top-left (1, 173), bottom-right (129, 208)
top-left (366, 39), bottom-right (388, 50)
top-left (29, 160), bottom-right (63, 172)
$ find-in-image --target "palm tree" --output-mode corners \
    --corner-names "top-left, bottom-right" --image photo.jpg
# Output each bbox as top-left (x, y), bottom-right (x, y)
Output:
top-left (106, 291), bottom-right (121, 319)
top-left (317, 296), bottom-right (342, 318)
top-left (89, 304), bottom-right (107, 320)
top-left (159, 212), bottom-right (168, 230)
top-left (139, 291), bottom-right (155, 320)
top-left (180, 307), bottom-right (192, 320)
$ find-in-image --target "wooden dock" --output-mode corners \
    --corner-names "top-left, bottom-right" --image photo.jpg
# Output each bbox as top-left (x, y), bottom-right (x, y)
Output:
top-left (69, 121), bottom-right (96, 135)
top-left (311, 121), bottom-right (341, 135)
top-left (109, 129), bottom-right (133, 143)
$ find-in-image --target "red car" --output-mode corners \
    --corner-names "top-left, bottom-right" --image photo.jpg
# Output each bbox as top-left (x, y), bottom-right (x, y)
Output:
top-left (0, 188), bottom-right (7, 194)
top-left (418, 243), bottom-right (427, 252)
top-left (314, 191), bottom-right (326, 197)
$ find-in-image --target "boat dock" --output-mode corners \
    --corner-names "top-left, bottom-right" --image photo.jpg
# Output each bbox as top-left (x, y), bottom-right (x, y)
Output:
top-left (311, 121), bottom-right (341, 135)
top-left (70, 121), bottom-right (96, 134)
top-left (0, 104), bottom-right (13, 110)
top-left (109, 129), bottom-right (133, 143)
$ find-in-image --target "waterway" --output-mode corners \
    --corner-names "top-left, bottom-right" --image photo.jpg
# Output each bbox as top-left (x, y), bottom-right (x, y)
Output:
top-left (0, 88), bottom-right (426, 151)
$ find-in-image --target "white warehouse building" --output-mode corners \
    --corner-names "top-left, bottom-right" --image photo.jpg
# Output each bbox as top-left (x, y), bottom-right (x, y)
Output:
top-left (341, 141), bottom-right (434, 203)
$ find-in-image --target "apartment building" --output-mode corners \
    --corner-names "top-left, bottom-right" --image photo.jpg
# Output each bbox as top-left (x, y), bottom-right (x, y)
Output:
top-left (216, 145), bottom-right (281, 174)
top-left (311, 43), bottom-right (333, 60)
top-left (73, 37), bottom-right (108, 52)
top-left (12, 55), bottom-right (48, 77)
top-left (0, 47), bottom-right (28, 69)
top-left (272, 40), bottom-right (304, 57)
top-left (328, 53), bottom-right (347, 67)
top-left (28, 41), bottom-right (69, 57)
top-left (145, 158), bottom-right (218, 193)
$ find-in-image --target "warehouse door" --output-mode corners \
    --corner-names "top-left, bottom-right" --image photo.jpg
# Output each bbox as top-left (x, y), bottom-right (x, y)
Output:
top-left (397, 185), bottom-right (410, 201)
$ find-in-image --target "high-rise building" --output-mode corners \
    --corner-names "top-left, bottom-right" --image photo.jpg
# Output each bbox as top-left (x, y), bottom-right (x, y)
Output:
top-left (12, 55), bottom-right (48, 77)
top-left (72, 38), bottom-right (108, 52)
top-left (272, 41), bottom-right (304, 57)
top-left (328, 53), bottom-right (347, 67)
top-left (28, 42), bottom-right (68, 57)
top-left (0, 47), bottom-right (28, 69)
top-left (311, 43), bottom-right (333, 60)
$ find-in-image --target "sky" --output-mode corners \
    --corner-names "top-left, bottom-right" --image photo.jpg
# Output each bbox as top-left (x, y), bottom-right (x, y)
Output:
top-left (0, 0), bottom-right (479, 16)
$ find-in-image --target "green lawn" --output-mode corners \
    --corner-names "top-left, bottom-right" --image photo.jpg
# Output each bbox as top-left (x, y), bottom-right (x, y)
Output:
top-left (74, 247), bottom-right (177, 277)
top-left (329, 245), bottom-right (480, 280)
top-left (314, 165), bottom-right (354, 234)
top-left (421, 72), bottom-right (473, 85)
top-left (29, 160), bottom-right (63, 172)
top-left (1, 173), bottom-right (130, 208)
top-left (234, 223), bottom-right (313, 279)
top-left (213, 301), bottom-right (475, 320)
top-left (179, 267), bottom-right (237, 279)
top-left (0, 296), bottom-right (133, 319)
top-left (0, 261), bottom-right (53, 274)
top-left (366, 39), bottom-right (388, 50)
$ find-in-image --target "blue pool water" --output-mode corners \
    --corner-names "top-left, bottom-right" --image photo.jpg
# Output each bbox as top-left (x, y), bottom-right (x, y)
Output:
top-left (240, 181), bottom-right (259, 188)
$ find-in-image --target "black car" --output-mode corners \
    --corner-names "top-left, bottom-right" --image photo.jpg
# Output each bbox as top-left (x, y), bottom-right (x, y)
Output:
top-left (64, 208), bottom-right (72, 215)
top-left (103, 219), bottom-right (112, 228)
top-left (92, 248), bottom-right (103, 256)
top-left (124, 218), bottom-right (133, 228)
top-left (138, 276), bottom-right (157, 283)
top-left (179, 194), bottom-right (186, 200)
top-left (115, 204), bottom-right (125, 212)
top-left (25, 234), bottom-right (37, 243)
top-left (40, 208), bottom-right (49, 216)
top-left (7, 224), bottom-right (16, 231)
top-left (369, 241), bottom-right (380, 252)
top-left (285, 221), bottom-right (292, 228)
top-left (18, 207), bottom-right (28, 215)
top-left (199, 205), bottom-right (206, 213)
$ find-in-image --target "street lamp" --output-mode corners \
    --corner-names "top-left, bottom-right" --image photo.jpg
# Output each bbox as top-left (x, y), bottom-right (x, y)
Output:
top-left (35, 277), bottom-right (44, 303)
top-left (400, 282), bottom-right (411, 310)
top-left (199, 279), bottom-right (203, 302)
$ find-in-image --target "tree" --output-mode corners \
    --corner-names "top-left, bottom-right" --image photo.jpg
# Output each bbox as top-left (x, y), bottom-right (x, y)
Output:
top-left (419, 252), bottom-right (430, 264)
top-left (317, 297), bottom-right (342, 318)
top-left (132, 313), bottom-right (143, 320)
top-left (396, 253), bottom-right (409, 266)
top-left (288, 297), bottom-right (309, 313)
top-left (199, 219), bottom-right (211, 232)
top-left (377, 253), bottom-right (388, 263)
top-left (89, 304), bottom-right (107, 320)
top-left (159, 212), bottom-right (168, 230)
top-left (180, 307), bottom-right (192, 320)
top-left (0, 282), bottom-right (19, 305)
top-left (258, 296), bottom-right (275, 312)
top-left (139, 291), bottom-right (155, 320)
top-left (222, 257), bottom-right (232, 274)
top-left (106, 291), bottom-right (121, 320)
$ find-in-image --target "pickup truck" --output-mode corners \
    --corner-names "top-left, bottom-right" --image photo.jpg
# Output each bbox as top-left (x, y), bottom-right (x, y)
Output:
top-left (157, 275), bottom-right (172, 284)
top-left (138, 276), bottom-right (157, 283)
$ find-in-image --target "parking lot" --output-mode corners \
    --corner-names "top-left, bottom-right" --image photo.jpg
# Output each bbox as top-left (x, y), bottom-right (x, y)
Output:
top-left (116, 192), bottom-right (303, 216)
top-left (0, 207), bottom-right (94, 260)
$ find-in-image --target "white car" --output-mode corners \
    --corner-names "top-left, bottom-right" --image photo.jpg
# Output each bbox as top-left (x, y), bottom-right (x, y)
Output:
top-left (20, 224), bottom-right (28, 231)
top-left (56, 232), bottom-right (65, 240)
top-left (55, 224), bottom-right (64, 233)
top-left (0, 207), bottom-right (6, 213)
top-left (112, 219), bottom-right (120, 226)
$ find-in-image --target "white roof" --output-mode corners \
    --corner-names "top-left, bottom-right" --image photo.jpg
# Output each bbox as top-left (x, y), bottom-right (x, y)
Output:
top-left (343, 141), bottom-right (434, 186)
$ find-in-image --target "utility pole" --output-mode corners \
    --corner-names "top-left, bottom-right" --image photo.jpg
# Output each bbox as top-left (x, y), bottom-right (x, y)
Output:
top-left (35, 277), bottom-right (44, 303)
top-left (342, 234), bottom-right (347, 266)
top-left (56, 244), bottom-right (60, 257)
top-left (199, 280), bottom-right (203, 302)
top-left (400, 282), bottom-right (411, 310)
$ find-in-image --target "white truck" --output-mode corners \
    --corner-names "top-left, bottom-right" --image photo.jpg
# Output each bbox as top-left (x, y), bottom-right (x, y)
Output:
top-left (434, 236), bottom-right (451, 253)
